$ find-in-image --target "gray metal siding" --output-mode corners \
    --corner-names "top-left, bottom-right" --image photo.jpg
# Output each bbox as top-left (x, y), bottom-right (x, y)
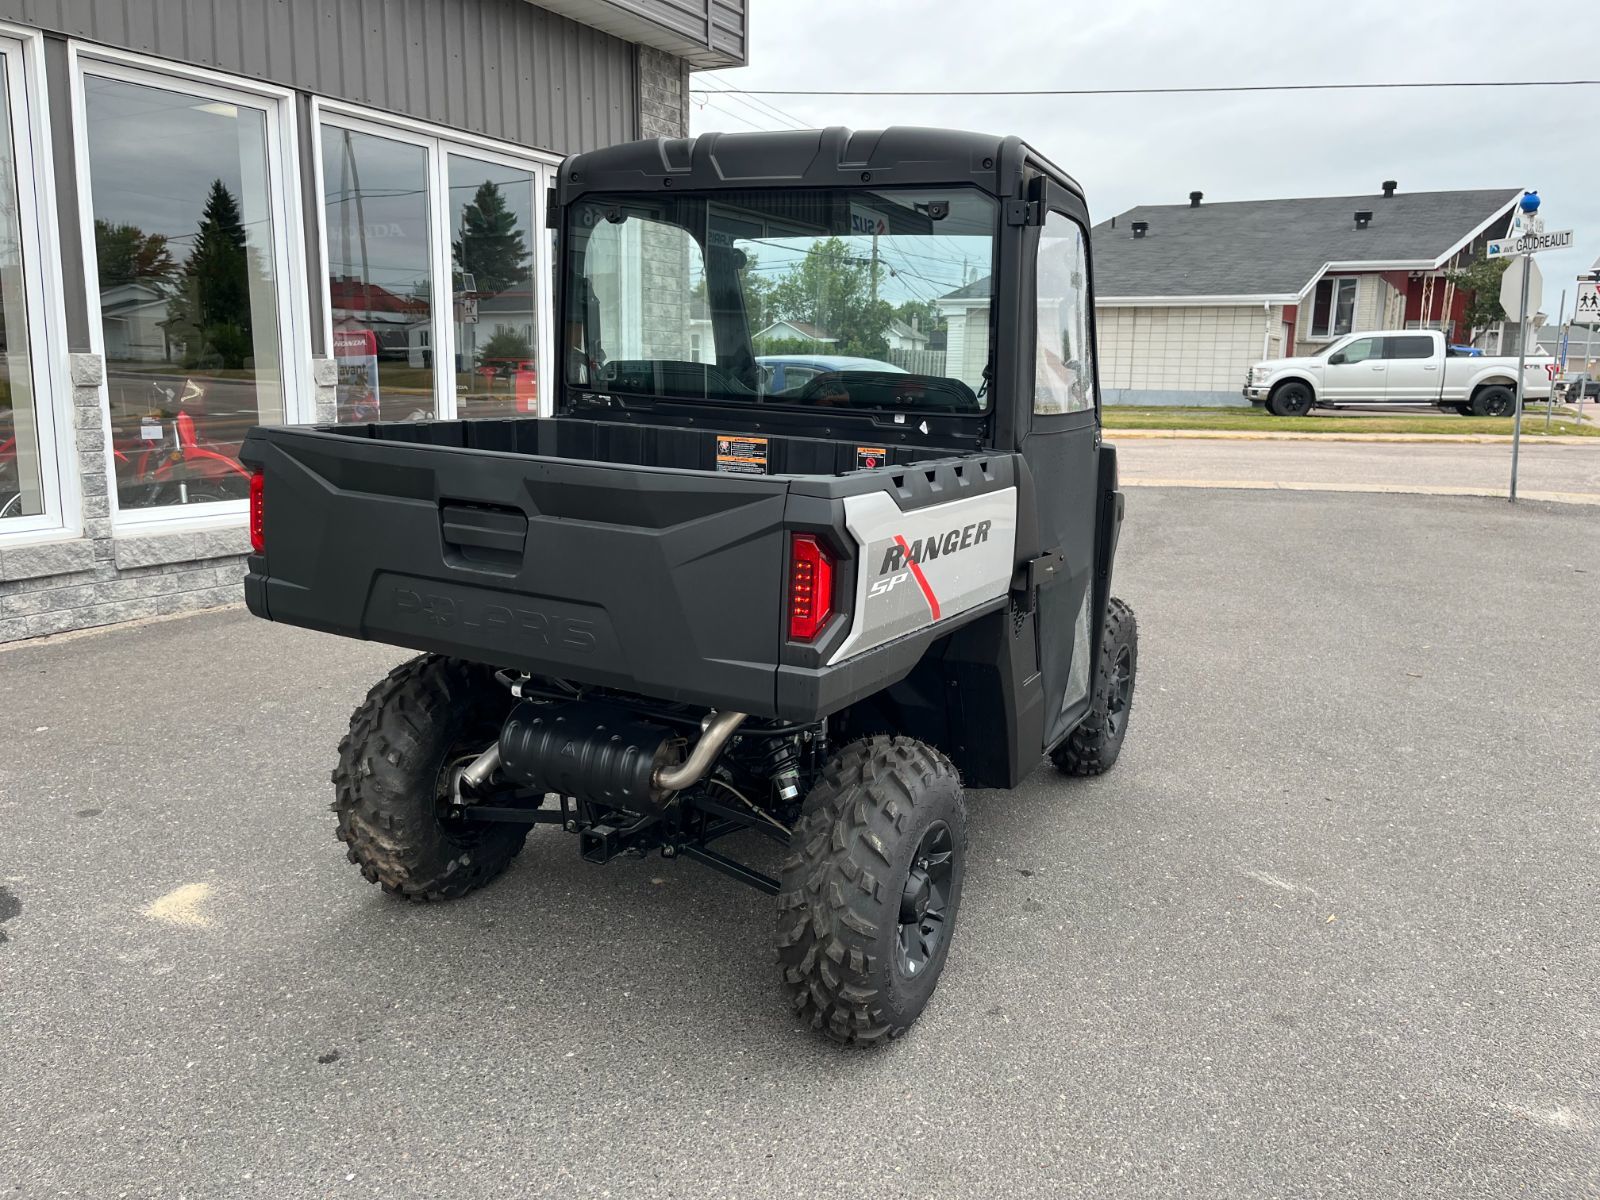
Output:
top-left (0, 0), bottom-right (638, 156)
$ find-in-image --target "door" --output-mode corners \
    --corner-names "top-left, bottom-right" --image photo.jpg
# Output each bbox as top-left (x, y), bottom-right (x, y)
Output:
top-left (1381, 334), bottom-right (1439, 404)
top-left (1321, 334), bottom-right (1386, 403)
top-left (1027, 200), bottom-right (1103, 747)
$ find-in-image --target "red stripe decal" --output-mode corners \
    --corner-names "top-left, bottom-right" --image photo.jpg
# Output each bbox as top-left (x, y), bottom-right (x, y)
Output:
top-left (894, 534), bottom-right (941, 620)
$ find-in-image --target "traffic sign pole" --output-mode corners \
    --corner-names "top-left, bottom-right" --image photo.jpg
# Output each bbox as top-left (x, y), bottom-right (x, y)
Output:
top-left (1510, 251), bottom-right (1530, 503)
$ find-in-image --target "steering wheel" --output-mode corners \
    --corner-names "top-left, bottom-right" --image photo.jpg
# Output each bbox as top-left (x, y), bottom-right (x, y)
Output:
top-left (797, 372), bottom-right (852, 406)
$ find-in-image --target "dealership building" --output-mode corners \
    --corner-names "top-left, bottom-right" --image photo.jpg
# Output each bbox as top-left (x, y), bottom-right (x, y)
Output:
top-left (0, 0), bottom-right (744, 641)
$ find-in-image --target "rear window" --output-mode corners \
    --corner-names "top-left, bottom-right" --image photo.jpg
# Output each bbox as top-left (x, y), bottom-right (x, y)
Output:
top-left (1386, 336), bottom-right (1434, 360)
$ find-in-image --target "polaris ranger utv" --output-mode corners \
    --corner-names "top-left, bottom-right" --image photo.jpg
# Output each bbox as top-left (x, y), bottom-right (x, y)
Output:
top-left (241, 127), bottom-right (1137, 1045)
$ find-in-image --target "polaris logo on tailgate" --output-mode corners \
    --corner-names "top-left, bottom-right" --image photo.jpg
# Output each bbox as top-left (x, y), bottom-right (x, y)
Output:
top-left (369, 573), bottom-right (612, 665)
top-left (831, 489), bottom-right (1017, 664)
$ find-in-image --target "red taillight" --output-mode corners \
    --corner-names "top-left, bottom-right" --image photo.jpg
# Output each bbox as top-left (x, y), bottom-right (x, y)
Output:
top-left (249, 470), bottom-right (265, 554)
top-left (788, 533), bottom-right (834, 641)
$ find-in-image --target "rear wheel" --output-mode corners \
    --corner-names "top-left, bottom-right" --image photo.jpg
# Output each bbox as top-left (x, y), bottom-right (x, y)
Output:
top-left (776, 736), bottom-right (967, 1046)
top-left (1267, 381), bottom-right (1314, 416)
top-left (1471, 385), bottom-right (1516, 417)
top-left (332, 654), bottom-right (527, 901)
top-left (1052, 596), bottom-right (1139, 777)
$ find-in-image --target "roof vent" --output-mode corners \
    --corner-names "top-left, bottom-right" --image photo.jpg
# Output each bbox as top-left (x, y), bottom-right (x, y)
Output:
top-left (1382, 180), bottom-right (1397, 198)
top-left (1132, 221), bottom-right (1149, 238)
top-left (1189, 191), bottom-right (1203, 208)
top-left (1354, 210), bottom-right (1373, 229)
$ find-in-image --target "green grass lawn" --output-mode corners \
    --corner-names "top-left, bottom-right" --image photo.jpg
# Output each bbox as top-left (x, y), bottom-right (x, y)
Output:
top-left (1102, 405), bottom-right (1600, 437)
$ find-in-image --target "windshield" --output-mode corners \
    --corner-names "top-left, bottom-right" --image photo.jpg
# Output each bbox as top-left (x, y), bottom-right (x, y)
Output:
top-left (562, 187), bottom-right (998, 413)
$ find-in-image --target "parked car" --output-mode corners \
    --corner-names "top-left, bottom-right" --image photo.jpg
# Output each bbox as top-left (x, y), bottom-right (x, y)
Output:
top-left (1555, 377), bottom-right (1599, 402)
top-left (1245, 329), bottom-right (1553, 416)
top-left (757, 353), bottom-right (905, 395)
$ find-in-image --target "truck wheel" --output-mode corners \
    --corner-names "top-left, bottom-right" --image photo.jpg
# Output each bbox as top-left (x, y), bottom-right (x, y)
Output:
top-left (1267, 381), bottom-right (1313, 417)
top-left (1052, 596), bottom-right (1138, 777)
top-left (332, 654), bottom-right (527, 902)
top-left (776, 736), bottom-right (967, 1046)
top-left (1471, 386), bottom-right (1515, 417)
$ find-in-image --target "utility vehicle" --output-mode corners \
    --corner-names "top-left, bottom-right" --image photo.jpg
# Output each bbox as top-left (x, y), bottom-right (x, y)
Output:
top-left (241, 127), bottom-right (1138, 1045)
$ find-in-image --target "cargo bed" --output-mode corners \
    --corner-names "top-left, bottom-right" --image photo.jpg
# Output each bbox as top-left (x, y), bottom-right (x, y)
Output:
top-left (241, 417), bottom-right (1024, 722)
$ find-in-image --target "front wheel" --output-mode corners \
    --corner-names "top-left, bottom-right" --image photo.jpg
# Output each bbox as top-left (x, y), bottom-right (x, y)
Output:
top-left (776, 736), bottom-right (967, 1046)
top-left (1266, 381), bottom-right (1314, 416)
top-left (332, 654), bottom-right (527, 901)
top-left (1052, 596), bottom-right (1139, 777)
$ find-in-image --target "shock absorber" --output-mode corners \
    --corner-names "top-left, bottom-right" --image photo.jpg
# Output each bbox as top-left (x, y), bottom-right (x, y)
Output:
top-left (758, 737), bottom-right (804, 806)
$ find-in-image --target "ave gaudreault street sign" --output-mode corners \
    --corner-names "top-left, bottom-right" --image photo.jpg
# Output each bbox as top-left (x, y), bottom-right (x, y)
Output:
top-left (1486, 228), bottom-right (1574, 258)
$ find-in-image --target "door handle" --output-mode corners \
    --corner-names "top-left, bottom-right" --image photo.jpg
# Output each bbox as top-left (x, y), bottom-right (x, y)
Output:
top-left (1371, 365), bottom-right (1385, 370)
top-left (1423, 364), bottom-right (1438, 370)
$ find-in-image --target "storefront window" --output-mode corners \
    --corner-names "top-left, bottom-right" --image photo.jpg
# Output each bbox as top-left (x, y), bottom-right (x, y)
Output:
top-left (0, 56), bottom-right (43, 523)
top-left (449, 155), bottom-right (537, 418)
top-left (83, 72), bottom-right (284, 510)
top-left (322, 127), bottom-right (434, 422)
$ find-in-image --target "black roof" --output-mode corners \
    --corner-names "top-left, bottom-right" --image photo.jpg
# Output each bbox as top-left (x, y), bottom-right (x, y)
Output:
top-left (1090, 189), bottom-right (1519, 300)
top-left (557, 127), bottom-right (1080, 204)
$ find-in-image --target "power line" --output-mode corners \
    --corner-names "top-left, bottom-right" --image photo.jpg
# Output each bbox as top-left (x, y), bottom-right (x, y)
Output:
top-left (695, 82), bottom-right (803, 130)
top-left (692, 78), bottom-right (1600, 98)
top-left (697, 77), bottom-right (812, 130)
top-left (694, 98), bottom-right (772, 133)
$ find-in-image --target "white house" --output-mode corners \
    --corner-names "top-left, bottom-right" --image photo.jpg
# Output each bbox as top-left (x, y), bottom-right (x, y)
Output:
top-left (754, 319), bottom-right (836, 347)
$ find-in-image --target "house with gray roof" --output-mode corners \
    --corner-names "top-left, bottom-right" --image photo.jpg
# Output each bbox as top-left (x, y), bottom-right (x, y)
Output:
top-left (1087, 183), bottom-right (1521, 404)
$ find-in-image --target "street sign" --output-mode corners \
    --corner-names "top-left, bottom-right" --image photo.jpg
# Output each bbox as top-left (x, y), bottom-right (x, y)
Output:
top-left (1575, 281), bottom-right (1600, 327)
top-left (1500, 257), bottom-right (1542, 322)
top-left (1487, 228), bottom-right (1574, 258)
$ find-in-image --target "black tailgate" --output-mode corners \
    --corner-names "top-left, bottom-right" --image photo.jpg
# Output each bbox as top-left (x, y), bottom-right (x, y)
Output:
top-left (241, 427), bottom-right (789, 715)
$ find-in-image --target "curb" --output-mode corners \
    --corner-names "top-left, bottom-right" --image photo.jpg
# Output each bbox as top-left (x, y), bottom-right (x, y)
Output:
top-left (1122, 478), bottom-right (1600, 507)
top-left (1107, 430), bottom-right (1598, 445)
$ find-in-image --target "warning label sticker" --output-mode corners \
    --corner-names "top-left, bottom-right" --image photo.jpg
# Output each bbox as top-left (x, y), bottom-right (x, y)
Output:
top-left (856, 446), bottom-right (888, 470)
top-left (715, 435), bottom-right (768, 475)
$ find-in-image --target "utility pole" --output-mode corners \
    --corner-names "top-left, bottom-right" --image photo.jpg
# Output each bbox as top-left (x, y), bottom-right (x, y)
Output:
top-left (870, 231), bottom-right (880, 307)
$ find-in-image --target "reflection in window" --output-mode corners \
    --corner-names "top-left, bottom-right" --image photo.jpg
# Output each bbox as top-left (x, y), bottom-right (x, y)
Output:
top-left (1312, 277), bottom-right (1358, 338)
top-left (84, 74), bottom-right (282, 509)
top-left (449, 156), bottom-right (536, 417)
top-left (1035, 212), bottom-right (1095, 414)
top-left (0, 56), bottom-right (41, 522)
top-left (322, 127), bottom-right (433, 423)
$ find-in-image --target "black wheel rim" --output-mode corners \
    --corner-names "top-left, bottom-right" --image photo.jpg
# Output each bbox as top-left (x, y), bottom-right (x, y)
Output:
top-left (1106, 644), bottom-right (1134, 735)
top-left (897, 822), bottom-right (955, 977)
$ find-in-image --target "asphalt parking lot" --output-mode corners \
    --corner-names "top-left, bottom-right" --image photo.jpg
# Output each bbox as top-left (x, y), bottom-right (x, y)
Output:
top-left (3, 487), bottom-right (1598, 1199)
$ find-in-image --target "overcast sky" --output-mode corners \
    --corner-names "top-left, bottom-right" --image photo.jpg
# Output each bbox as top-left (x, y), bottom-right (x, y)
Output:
top-left (693, 0), bottom-right (1599, 318)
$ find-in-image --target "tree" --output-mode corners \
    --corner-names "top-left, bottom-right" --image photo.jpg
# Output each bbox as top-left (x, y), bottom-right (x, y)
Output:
top-left (94, 220), bottom-right (176, 288)
top-left (165, 179), bottom-right (253, 369)
top-left (1446, 253), bottom-right (1512, 338)
top-left (763, 238), bottom-right (893, 357)
top-left (454, 181), bottom-right (530, 296)
top-left (478, 324), bottom-right (533, 364)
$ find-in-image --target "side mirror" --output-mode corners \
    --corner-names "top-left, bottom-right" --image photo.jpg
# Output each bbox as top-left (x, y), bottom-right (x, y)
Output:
top-left (1328, 352), bottom-right (1347, 365)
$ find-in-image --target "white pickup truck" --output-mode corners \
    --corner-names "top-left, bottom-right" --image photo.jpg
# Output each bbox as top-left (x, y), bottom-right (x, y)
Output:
top-left (1244, 329), bottom-right (1553, 417)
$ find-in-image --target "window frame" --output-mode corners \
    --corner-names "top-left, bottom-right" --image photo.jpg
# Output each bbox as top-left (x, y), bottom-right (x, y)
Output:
top-left (1032, 207), bottom-right (1099, 420)
top-left (1310, 276), bottom-right (1359, 340)
top-left (67, 44), bottom-right (312, 533)
top-left (310, 98), bottom-right (559, 421)
top-left (0, 28), bottom-right (74, 543)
